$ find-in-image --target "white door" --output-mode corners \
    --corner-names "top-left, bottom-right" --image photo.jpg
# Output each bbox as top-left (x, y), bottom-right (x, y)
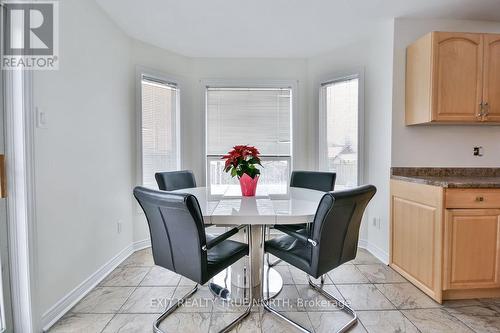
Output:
top-left (0, 6), bottom-right (13, 329)
top-left (0, 102), bottom-right (11, 333)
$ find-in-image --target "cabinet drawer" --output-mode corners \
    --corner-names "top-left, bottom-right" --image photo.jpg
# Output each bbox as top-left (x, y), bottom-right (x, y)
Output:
top-left (446, 189), bottom-right (500, 209)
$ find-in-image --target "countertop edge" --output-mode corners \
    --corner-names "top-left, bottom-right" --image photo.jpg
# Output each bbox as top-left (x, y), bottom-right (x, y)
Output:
top-left (390, 175), bottom-right (500, 189)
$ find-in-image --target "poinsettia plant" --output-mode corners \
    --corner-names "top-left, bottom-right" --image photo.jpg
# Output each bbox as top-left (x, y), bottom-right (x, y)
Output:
top-left (222, 145), bottom-right (262, 179)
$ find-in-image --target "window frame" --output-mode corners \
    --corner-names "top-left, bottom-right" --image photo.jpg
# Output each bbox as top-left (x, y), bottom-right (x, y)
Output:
top-left (135, 66), bottom-right (182, 188)
top-left (317, 69), bottom-right (365, 186)
top-left (201, 79), bottom-right (298, 189)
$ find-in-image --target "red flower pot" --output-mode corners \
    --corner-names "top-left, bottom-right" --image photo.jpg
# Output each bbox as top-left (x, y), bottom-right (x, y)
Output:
top-left (239, 173), bottom-right (259, 196)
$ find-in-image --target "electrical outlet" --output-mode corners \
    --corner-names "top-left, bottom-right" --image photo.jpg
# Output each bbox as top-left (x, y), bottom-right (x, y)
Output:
top-left (473, 146), bottom-right (483, 156)
top-left (117, 220), bottom-right (123, 234)
top-left (372, 217), bottom-right (381, 229)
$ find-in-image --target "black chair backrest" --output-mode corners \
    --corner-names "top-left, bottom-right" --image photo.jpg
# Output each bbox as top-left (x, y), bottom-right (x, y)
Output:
top-left (133, 186), bottom-right (207, 283)
top-left (290, 171), bottom-right (336, 192)
top-left (155, 170), bottom-right (197, 191)
top-left (310, 185), bottom-right (376, 276)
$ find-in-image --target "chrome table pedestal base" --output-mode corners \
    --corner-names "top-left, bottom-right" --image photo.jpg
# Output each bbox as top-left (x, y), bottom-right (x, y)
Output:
top-left (209, 265), bottom-right (283, 301)
top-left (209, 224), bottom-right (283, 302)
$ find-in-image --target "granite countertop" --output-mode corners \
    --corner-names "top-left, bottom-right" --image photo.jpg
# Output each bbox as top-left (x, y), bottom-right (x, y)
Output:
top-left (391, 168), bottom-right (500, 188)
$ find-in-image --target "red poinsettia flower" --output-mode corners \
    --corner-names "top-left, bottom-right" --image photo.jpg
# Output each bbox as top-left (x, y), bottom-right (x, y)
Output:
top-left (221, 145), bottom-right (262, 179)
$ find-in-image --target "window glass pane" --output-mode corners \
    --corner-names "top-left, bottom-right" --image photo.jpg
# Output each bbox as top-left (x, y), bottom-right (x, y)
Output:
top-left (206, 88), bottom-right (291, 156)
top-left (141, 78), bottom-right (179, 188)
top-left (208, 157), bottom-right (290, 195)
top-left (324, 78), bottom-right (359, 189)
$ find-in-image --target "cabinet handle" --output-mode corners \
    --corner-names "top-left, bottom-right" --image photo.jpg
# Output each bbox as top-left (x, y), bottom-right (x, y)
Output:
top-left (477, 102), bottom-right (484, 119)
top-left (483, 102), bottom-right (490, 117)
top-left (475, 196), bottom-right (485, 202)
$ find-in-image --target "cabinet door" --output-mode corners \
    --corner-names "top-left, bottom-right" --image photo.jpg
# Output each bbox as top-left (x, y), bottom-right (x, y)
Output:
top-left (390, 180), bottom-right (444, 302)
top-left (483, 34), bottom-right (500, 122)
top-left (432, 32), bottom-right (483, 122)
top-left (444, 209), bottom-right (500, 290)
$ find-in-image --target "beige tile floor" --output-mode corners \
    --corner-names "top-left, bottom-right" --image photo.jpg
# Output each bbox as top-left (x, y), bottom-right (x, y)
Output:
top-left (48, 248), bottom-right (500, 333)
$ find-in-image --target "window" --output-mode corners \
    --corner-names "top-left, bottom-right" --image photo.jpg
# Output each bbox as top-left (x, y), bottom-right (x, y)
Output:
top-left (206, 86), bottom-right (293, 195)
top-left (140, 75), bottom-right (180, 188)
top-left (319, 75), bottom-right (362, 189)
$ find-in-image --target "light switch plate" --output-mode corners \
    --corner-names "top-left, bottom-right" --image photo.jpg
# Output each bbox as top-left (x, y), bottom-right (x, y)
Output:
top-left (36, 107), bottom-right (48, 128)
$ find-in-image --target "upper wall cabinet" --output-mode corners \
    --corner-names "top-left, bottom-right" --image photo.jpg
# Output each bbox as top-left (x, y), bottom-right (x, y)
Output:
top-left (405, 32), bottom-right (500, 125)
top-left (484, 34), bottom-right (500, 122)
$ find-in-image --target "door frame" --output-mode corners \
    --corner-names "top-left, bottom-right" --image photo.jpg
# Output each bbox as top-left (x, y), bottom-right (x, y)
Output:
top-left (3, 67), bottom-right (39, 332)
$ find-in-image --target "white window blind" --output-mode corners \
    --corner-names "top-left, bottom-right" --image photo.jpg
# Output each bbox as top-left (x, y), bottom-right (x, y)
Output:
top-left (141, 77), bottom-right (180, 188)
top-left (319, 77), bottom-right (360, 189)
top-left (207, 88), bottom-right (291, 156)
top-left (206, 87), bottom-right (292, 195)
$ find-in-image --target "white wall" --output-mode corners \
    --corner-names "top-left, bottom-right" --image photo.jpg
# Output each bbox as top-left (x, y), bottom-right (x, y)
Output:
top-left (33, 0), bottom-right (134, 317)
top-left (392, 18), bottom-right (500, 167)
top-left (307, 20), bottom-right (395, 261)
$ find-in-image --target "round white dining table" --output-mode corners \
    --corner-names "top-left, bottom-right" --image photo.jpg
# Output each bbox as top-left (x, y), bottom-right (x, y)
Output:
top-left (172, 185), bottom-right (325, 302)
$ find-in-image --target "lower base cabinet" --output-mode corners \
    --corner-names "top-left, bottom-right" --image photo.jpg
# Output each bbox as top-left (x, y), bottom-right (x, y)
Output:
top-left (390, 180), bottom-right (500, 303)
top-left (444, 209), bottom-right (500, 290)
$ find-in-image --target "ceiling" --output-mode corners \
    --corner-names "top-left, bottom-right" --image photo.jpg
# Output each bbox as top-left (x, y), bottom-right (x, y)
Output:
top-left (95, 0), bottom-right (500, 58)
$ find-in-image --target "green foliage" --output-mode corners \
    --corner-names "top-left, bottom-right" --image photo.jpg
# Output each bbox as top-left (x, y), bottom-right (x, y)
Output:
top-left (225, 155), bottom-right (262, 179)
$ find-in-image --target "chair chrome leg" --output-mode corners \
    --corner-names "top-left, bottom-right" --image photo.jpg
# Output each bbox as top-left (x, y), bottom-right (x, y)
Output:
top-left (262, 275), bottom-right (358, 333)
top-left (308, 276), bottom-right (358, 333)
top-left (154, 226), bottom-right (255, 333)
top-left (153, 283), bottom-right (199, 333)
top-left (266, 226), bottom-right (282, 267)
top-left (262, 300), bottom-right (310, 332)
top-left (218, 225), bottom-right (253, 333)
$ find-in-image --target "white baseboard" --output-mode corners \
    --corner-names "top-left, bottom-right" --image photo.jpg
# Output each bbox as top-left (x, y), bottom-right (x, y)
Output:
top-left (132, 238), bottom-right (151, 251)
top-left (358, 239), bottom-right (389, 264)
top-left (41, 243), bottom-right (136, 331)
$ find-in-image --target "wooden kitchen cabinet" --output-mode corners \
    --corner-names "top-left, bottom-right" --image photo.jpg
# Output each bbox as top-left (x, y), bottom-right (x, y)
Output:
top-left (390, 179), bottom-right (500, 303)
top-left (405, 32), bottom-right (500, 125)
top-left (390, 180), bottom-right (444, 301)
top-left (483, 34), bottom-right (500, 122)
top-left (443, 209), bottom-right (500, 290)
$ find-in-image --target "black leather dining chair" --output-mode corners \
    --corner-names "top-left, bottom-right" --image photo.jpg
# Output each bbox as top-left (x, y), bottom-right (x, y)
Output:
top-left (267, 170), bottom-right (336, 267)
top-left (287, 171), bottom-right (336, 231)
top-left (155, 170), bottom-right (197, 191)
top-left (133, 186), bottom-right (252, 333)
top-left (290, 170), bottom-right (337, 192)
top-left (264, 185), bottom-right (376, 333)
